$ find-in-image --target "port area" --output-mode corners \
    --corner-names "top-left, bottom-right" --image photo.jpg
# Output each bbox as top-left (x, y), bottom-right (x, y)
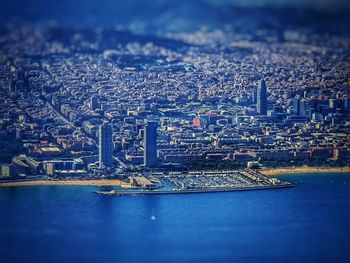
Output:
top-left (95, 169), bottom-right (293, 196)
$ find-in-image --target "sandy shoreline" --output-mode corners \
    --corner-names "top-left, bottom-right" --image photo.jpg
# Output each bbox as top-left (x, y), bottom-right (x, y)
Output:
top-left (260, 167), bottom-right (350, 176)
top-left (0, 167), bottom-right (349, 187)
top-left (0, 179), bottom-right (131, 188)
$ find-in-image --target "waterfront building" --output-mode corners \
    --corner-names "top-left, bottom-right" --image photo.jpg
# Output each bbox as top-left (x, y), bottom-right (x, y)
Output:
top-left (1, 164), bottom-right (13, 177)
top-left (257, 79), bottom-right (267, 115)
top-left (144, 121), bottom-right (158, 167)
top-left (99, 122), bottom-right (113, 169)
top-left (46, 162), bottom-right (55, 176)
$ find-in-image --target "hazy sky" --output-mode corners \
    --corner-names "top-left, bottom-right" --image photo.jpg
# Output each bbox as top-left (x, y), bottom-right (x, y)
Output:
top-left (208, 0), bottom-right (350, 9)
top-left (0, 0), bottom-right (348, 29)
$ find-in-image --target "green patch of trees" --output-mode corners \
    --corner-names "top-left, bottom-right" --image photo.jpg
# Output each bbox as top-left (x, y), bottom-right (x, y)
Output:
top-left (0, 137), bottom-right (23, 163)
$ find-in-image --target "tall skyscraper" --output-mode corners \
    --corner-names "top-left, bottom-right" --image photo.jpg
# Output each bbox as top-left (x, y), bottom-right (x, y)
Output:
top-left (198, 85), bottom-right (203, 101)
top-left (257, 79), bottom-right (267, 115)
top-left (329, 99), bottom-right (342, 110)
top-left (90, 95), bottom-right (99, 111)
top-left (252, 90), bottom-right (257, 103)
top-left (99, 122), bottom-right (113, 169)
top-left (292, 98), bottom-right (301, 115)
top-left (144, 121), bottom-right (158, 167)
top-left (300, 99), bottom-right (311, 118)
top-left (344, 98), bottom-right (350, 110)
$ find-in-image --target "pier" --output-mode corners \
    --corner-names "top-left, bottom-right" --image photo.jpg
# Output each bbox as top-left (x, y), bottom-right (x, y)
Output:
top-left (96, 169), bottom-right (293, 196)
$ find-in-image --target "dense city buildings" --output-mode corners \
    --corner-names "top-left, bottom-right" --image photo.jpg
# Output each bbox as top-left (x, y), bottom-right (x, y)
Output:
top-left (0, 8), bottom-right (349, 180)
top-left (1, 1), bottom-right (350, 262)
top-left (99, 122), bottom-right (113, 169)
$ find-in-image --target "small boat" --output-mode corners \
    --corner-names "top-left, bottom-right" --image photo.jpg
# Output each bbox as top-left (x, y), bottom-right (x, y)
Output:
top-left (94, 190), bottom-right (119, 196)
top-left (150, 209), bottom-right (156, 221)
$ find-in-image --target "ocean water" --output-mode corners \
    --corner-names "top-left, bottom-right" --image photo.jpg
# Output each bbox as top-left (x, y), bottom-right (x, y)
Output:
top-left (0, 173), bottom-right (350, 263)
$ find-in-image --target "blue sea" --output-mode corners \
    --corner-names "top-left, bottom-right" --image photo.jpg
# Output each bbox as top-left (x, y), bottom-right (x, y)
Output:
top-left (1, 173), bottom-right (350, 263)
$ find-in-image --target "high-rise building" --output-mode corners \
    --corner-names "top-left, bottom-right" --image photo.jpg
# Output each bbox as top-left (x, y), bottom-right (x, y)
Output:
top-left (144, 121), bottom-right (158, 167)
top-left (99, 122), bottom-right (113, 169)
top-left (344, 98), bottom-right (350, 110)
top-left (329, 99), bottom-right (342, 110)
top-left (90, 96), bottom-right (99, 111)
top-left (198, 85), bottom-right (203, 101)
top-left (256, 79), bottom-right (267, 115)
top-left (300, 99), bottom-right (311, 118)
top-left (252, 90), bottom-right (257, 103)
top-left (292, 98), bottom-right (301, 115)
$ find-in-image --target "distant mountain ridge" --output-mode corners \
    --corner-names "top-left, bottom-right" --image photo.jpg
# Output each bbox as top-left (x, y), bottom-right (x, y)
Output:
top-left (0, 0), bottom-right (349, 36)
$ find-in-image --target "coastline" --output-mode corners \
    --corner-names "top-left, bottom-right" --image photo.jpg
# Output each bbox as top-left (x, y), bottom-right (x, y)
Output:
top-left (0, 167), bottom-right (349, 187)
top-left (0, 179), bottom-right (131, 188)
top-left (260, 167), bottom-right (350, 176)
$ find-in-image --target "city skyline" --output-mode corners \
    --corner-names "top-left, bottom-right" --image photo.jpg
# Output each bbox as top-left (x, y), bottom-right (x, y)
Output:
top-left (0, 1), bottom-right (349, 263)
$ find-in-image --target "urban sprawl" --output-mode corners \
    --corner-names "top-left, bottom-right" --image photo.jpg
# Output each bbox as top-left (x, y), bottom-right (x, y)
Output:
top-left (0, 25), bottom-right (349, 186)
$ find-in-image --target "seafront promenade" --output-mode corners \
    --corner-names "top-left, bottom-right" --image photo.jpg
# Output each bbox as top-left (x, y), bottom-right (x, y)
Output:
top-left (0, 167), bottom-right (349, 188)
top-left (0, 169), bottom-right (285, 190)
top-left (0, 179), bottom-right (131, 187)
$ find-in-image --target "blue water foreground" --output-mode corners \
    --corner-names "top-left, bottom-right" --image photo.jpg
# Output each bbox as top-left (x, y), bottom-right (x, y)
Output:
top-left (0, 172), bottom-right (350, 263)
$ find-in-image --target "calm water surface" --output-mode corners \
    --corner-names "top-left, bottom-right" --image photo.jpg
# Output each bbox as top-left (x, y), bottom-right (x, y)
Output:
top-left (0, 173), bottom-right (350, 263)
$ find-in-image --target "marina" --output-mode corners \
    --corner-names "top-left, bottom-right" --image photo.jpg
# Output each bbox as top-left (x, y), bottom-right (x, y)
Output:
top-left (95, 169), bottom-right (293, 196)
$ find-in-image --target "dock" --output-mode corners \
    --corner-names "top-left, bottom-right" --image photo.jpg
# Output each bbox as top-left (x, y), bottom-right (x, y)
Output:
top-left (96, 169), bottom-right (294, 196)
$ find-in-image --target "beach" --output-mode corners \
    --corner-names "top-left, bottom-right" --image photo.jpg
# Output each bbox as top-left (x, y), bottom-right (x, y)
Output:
top-left (260, 166), bottom-right (350, 176)
top-left (0, 167), bottom-right (349, 187)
